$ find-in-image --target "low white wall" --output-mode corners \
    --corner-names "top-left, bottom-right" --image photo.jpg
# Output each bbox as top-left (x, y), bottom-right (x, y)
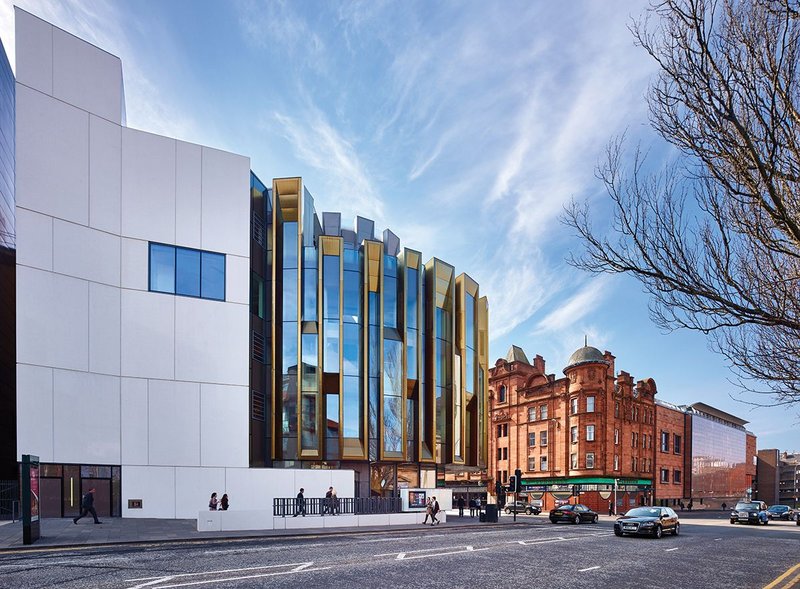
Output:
top-left (198, 510), bottom-right (449, 532)
top-left (124, 466), bottom-right (354, 519)
top-left (399, 488), bottom-right (453, 512)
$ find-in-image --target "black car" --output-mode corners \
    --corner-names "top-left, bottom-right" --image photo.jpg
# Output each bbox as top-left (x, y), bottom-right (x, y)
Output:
top-left (549, 504), bottom-right (598, 524)
top-left (504, 501), bottom-right (541, 515)
top-left (614, 506), bottom-right (680, 538)
top-left (730, 501), bottom-right (769, 525)
top-left (766, 505), bottom-right (795, 520)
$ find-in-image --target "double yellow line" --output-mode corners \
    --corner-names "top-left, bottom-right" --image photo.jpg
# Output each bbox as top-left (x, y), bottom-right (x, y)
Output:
top-left (765, 563), bottom-right (800, 589)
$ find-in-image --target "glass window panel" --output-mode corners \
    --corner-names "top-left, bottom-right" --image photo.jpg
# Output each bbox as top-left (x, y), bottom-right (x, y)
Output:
top-left (383, 395), bottom-right (403, 453)
top-left (324, 320), bottom-right (339, 373)
top-left (587, 396), bottom-right (595, 412)
top-left (466, 294), bottom-right (475, 349)
top-left (343, 270), bottom-right (360, 322)
top-left (406, 269), bottom-right (418, 329)
top-left (342, 322), bottom-right (360, 376)
top-left (369, 292), bottom-right (379, 326)
top-left (343, 246), bottom-right (359, 271)
top-left (343, 375), bottom-right (362, 438)
top-left (323, 255), bottom-right (340, 319)
top-left (176, 248), bottom-right (201, 296)
top-left (383, 339), bottom-right (403, 397)
top-left (301, 333), bottom-right (318, 391)
top-left (383, 276), bottom-right (398, 329)
top-left (282, 372), bottom-right (297, 435)
top-left (281, 322), bottom-right (298, 374)
top-left (436, 386), bottom-right (446, 440)
top-left (201, 251), bottom-right (225, 300)
top-left (283, 222), bottom-right (298, 268)
top-left (406, 328), bottom-right (417, 380)
top-left (369, 325), bottom-right (380, 377)
top-left (282, 269), bottom-right (298, 321)
top-left (303, 268), bottom-right (317, 321)
top-left (301, 393), bottom-right (318, 450)
top-left (326, 394), bottom-right (339, 436)
top-left (250, 272), bottom-right (265, 319)
top-left (465, 350), bottom-right (475, 394)
top-left (369, 376), bottom-right (379, 440)
top-left (149, 244), bottom-right (175, 293)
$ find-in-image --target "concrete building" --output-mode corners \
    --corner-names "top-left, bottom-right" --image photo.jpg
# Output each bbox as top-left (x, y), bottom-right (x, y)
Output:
top-left (488, 344), bottom-right (757, 512)
top-left (755, 449), bottom-right (800, 507)
top-left (4, 9), bottom-right (488, 519)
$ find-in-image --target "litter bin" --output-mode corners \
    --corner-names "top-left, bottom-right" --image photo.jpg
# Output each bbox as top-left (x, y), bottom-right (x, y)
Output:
top-left (479, 512), bottom-right (486, 522)
top-left (484, 504), bottom-right (498, 523)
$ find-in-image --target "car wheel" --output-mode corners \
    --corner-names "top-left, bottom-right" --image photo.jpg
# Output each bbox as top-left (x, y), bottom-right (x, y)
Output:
top-left (550, 518), bottom-right (557, 524)
top-left (574, 514), bottom-right (581, 525)
top-left (614, 529), bottom-right (623, 537)
top-left (505, 508), bottom-right (510, 514)
top-left (673, 522), bottom-right (680, 536)
top-left (730, 519), bottom-right (736, 524)
top-left (592, 514), bottom-right (599, 524)
top-left (653, 524), bottom-right (662, 539)
top-left (525, 509), bottom-right (532, 515)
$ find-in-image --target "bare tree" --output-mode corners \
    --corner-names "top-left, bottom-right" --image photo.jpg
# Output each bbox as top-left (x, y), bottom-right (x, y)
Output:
top-left (563, 0), bottom-right (800, 406)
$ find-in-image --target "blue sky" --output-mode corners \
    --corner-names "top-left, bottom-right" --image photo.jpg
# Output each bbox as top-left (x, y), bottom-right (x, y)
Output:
top-left (2, 0), bottom-right (797, 451)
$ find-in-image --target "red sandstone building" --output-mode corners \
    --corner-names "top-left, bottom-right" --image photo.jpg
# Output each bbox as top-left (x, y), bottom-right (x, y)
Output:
top-left (489, 344), bottom-right (756, 513)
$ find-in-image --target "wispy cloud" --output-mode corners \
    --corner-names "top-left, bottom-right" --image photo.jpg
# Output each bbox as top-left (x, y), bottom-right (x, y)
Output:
top-left (270, 106), bottom-right (384, 225)
top-left (534, 277), bottom-right (611, 335)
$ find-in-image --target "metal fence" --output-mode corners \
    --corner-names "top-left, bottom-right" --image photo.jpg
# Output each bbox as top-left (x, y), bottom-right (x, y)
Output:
top-left (0, 480), bottom-right (19, 522)
top-left (273, 496), bottom-right (402, 517)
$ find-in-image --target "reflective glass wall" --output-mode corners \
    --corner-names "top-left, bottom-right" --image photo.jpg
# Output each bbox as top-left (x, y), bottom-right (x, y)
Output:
top-left (261, 177), bottom-right (487, 472)
top-left (690, 415), bottom-right (748, 499)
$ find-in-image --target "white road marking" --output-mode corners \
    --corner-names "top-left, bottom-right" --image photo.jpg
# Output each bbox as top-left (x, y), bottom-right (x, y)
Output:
top-left (360, 536), bottom-right (415, 543)
top-left (665, 547), bottom-right (679, 552)
top-left (515, 532), bottom-right (610, 546)
top-left (125, 562), bottom-right (327, 589)
top-left (579, 566), bottom-right (600, 572)
top-left (375, 545), bottom-right (490, 560)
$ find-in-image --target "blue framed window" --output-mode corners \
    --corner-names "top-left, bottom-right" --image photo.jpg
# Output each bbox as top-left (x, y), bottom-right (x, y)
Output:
top-left (149, 243), bottom-right (226, 301)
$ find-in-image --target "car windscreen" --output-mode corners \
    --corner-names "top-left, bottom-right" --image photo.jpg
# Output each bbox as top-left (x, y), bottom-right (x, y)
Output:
top-left (735, 503), bottom-right (760, 510)
top-left (768, 506), bottom-right (787, 511)
top-left (555, 505), bottom-right (574, 511)
top-left (625, 507), bottom-right (661, 517)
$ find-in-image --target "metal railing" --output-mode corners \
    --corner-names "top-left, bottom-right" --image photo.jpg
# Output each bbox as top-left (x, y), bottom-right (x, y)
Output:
top-left (273, 496), bottom-right (402, 517)
top-left (0, 481), bottom-right (19, 522)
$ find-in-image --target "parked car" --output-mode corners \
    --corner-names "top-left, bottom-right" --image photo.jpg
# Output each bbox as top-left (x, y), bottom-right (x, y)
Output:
top-left (549, 504), bottom-right (598, 524)
top-left (614, 506), bottom-right (680, 539)
top-left (730, 501), bottom-right (769, 525)
top-left (766, 505), bottom-right (795, 520)
top-left (504, 501), bottom-right (541, 515)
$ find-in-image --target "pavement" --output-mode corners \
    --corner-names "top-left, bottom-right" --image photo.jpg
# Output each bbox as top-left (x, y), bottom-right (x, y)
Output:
top-left (0, 508), bottom-right (757, 551)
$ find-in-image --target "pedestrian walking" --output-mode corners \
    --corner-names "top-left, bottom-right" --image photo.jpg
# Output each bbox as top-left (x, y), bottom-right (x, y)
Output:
top-left (422, 497), bottom-right (433, 525)
top-left (323, 487), bottom-right (333, 515)
top-left (431, 496), bottom-right (440, 525)
top-left (331, 487), bottom-right (339, 515)
top-left (73, 488), bottom-right (102, 524)
top-left (293, 487), bottom-right (306, 517)
top-left (208, 492), bottom-right (218, 511)
top-left (457, 496), bottom-right (465, 518)
top-left (721, 502), bottom-right (727, 512)
top-left (608, 500), bottom-right (613, 516)
top-left (220, 494), bottom-right (229, 511)
top-left (469, 498), bottom-right (476, 518)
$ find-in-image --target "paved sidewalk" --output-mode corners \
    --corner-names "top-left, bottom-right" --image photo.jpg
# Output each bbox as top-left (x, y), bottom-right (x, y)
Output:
top-left (0, 510), bottom-right (524, 551)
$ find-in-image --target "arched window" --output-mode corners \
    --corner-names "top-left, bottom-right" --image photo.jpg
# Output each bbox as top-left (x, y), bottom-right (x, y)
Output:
top-left (498, 385), bottom-right (507, 403)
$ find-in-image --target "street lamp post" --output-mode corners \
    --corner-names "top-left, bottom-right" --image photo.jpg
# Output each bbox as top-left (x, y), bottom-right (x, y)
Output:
top-left (613, 478), bottom-right (619, 516)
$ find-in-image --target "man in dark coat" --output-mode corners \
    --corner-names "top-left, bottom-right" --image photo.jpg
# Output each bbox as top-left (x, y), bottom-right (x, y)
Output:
top-left (73, 488), bottom-right (102, 524)
top-left (293, 487), bottom-right (306, 517)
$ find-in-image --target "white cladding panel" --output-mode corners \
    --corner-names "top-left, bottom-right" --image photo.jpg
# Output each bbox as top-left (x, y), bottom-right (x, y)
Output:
top-left (148, 380), bottom-right (200, 466)
top-left (121, 290), bottom-right (175, 380)
top-left (175, 141), bottom-right (202, 249)
top-left (122, 466), bottom-right (176, 518)
top-left (201, 147), bottom-right (250, 257)
top-left (15, 208), bottom-right (52, 271)
top-left (53, 220), bottom-right (121, 286)
top-left (89, 115), bottom-right (122, 234)
top-left (120, 238), bottom-right (148, 291)
top-left (52, 26), bottom-right (122, 124)
top-left (17, 266), bottom-right (89, 371)
top-left (16, 364), bottom-right (54, 461)
top-left (121, 378), bottom-right (148, 465)
top-left (175, 467), bottom-right (227, 519)
top-left (14, 9), bottom-right (52, 95)
top-left (53, 370), bottom-right (121, 464)
top-left (174, 298), bottom-right (248, 386)
top-left (225, 255), bottom-right (249, 305)
top-left (200, 384), bottom-right (248, 468)
top-left (121, 128), bottom-right (176, 243)
top-left (16, 84), bottom-right (89, 225)
top-left (89, 282), bottom-right (121, 375)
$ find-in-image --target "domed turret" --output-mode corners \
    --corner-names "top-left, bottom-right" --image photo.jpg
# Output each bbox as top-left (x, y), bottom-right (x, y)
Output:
top-left (564, 345), bottom-right (609, 373)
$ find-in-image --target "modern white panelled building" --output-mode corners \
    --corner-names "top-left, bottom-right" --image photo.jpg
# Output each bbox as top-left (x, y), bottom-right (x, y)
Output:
top-left (11, 8), bottom-right (356, 519)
